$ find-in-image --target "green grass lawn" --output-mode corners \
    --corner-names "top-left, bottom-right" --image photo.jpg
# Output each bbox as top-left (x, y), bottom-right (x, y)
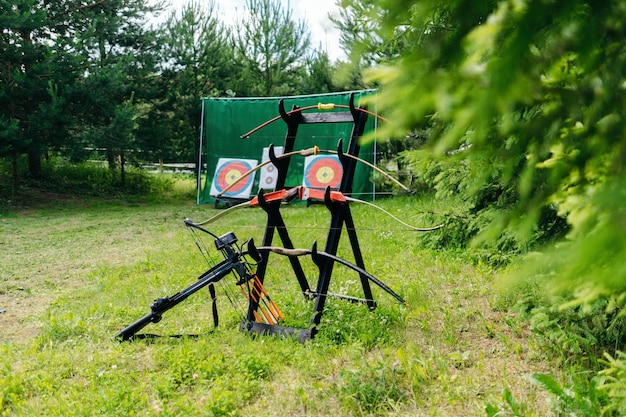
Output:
top-left (0, 188), bottom-right (559, 416)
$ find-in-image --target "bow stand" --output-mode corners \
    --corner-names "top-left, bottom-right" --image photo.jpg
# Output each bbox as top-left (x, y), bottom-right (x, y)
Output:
top-left (245, 93), bottom-right (380, 340)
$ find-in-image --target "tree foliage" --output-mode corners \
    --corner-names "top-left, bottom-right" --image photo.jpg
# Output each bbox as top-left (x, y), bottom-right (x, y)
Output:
top-left (1, 0), bottom-right (59, 177)
top-left (367, 0), bottom-right (626, 306)
top-left (234, 0), bottom-right (311, 96)
top-left (356, 0), bottom-right (626, 410)
top-left (332, 0), bottom-right (421, 65)
top-left (0, 0), bottom-right (164, 185)
top-left (1, 0), bottom-right (353, 191)
top-left (156, 1), bottom-right (237, 167)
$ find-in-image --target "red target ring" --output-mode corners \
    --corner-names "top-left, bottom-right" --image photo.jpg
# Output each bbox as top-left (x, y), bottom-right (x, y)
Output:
top-left (304, 156), bottom-right (343, 189)
top-left (214, 160), bottom-right (254, 195)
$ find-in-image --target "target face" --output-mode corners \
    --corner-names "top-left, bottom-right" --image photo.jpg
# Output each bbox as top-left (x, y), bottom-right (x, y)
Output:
top-left (259, 146), bottom-right (283, 190)
top-left (303, 155), bottom-right (343, 190)
top-left (210, 158), bottom-right (258, 198)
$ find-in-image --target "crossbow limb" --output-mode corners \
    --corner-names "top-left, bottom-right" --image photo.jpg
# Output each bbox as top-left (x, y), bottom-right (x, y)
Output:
top-left (193, 200), bottom-right (252, 226)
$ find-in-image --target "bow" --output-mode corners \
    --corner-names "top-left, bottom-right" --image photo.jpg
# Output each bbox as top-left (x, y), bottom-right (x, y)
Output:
top-left (250, 241), bottom-right (408, 306)
top-left (199, 185), bottom-right (444, 231)
top-left (215, 145), bottom-right (411, 198)
top-left (185, 219), bottom-right (408, 307)
top-left (240, 102), bottom-right (390, 139)
top-left (196, 186), bottom-right (343, 226)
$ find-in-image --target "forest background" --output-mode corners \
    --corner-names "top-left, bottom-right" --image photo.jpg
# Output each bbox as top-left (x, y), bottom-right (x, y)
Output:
top-left (2, 0), bottom-right (626, 415)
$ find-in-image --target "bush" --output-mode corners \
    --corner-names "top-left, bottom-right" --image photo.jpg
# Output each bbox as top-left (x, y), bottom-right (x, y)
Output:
top-left (0, 155), bottom-right (195, 204)
top-left (402, 149), bottom-right (569, 265)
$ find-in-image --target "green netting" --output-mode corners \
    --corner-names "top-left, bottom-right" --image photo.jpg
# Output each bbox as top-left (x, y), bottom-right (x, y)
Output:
top-left (199, 90), bottom-right (378, 204)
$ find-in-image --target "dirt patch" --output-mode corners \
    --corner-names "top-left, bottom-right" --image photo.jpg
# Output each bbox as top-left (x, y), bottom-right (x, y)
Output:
top-left (0, 293), bottom-right (46, 343)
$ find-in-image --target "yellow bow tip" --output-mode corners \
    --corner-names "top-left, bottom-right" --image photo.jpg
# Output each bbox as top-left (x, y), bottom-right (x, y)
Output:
top-left (317, 102), bottom-right (335, 111)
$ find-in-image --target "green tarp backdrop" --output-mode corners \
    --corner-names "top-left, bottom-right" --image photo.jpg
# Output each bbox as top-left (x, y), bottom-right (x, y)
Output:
top-left (198, 90), bottom-right (378, 204)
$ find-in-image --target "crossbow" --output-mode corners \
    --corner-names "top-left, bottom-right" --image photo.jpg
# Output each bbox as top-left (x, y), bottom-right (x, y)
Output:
top-left (114, 220), bottom-right (407, 342)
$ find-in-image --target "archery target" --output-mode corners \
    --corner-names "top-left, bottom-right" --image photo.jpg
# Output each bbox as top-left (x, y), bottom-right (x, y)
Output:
top-left (302, 155), bottom-right (343, 190)
top-left (209, 158), bottom-right (258, 198)
top-left (259, 146), bottom-right (283, 190)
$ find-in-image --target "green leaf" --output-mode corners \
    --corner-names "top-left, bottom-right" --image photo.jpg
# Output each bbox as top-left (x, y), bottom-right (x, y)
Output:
top-left (484, 402), bottom-right (499, 417)
top-left (502, 388), bottom-right (520, 414)
top-left (531, 373), bottom-right (564, 397)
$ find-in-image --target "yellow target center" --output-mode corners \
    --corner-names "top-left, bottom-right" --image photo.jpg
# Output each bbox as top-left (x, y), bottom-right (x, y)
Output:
top-left (315, 167), bottom-right (334, 184)
top-left (225, 169), bottom-right (243, 185)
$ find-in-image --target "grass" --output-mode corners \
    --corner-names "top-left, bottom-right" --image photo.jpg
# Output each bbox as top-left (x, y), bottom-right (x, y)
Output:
top-left (0, 173), bottom-right (563, 415)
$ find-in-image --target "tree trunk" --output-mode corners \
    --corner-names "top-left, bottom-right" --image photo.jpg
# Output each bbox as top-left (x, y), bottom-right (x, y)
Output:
top-left (106, 148), bottom-right (117, 170)
top-left (193, 125), bottom-right (201, 189)
top-left (27, 147), bottom-right (42, 177)
top-left (120, 151), bottom-right (126, 186)
top-left (11, 150), bottom-right (18, 194)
